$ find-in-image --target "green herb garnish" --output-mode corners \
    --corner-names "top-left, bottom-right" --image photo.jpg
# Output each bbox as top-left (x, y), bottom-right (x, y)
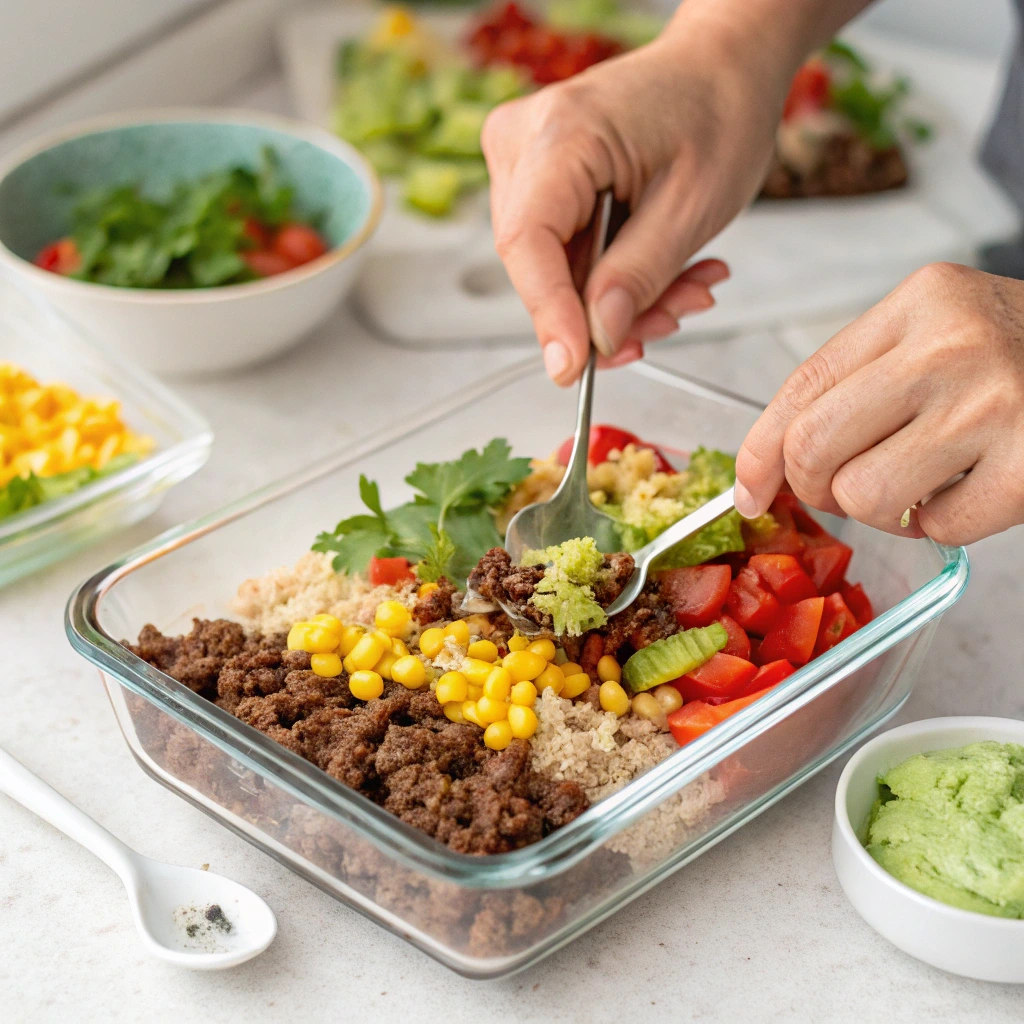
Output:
top-left (313, 439), bottom-right (531, 582)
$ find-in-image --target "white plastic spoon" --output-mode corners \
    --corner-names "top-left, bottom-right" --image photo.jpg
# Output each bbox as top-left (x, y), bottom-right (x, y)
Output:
top-left (0, 748), bottom-right (276, 969)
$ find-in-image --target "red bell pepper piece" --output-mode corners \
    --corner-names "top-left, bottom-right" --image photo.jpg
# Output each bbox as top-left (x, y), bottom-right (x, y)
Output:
top-left (725, 565), bottom-right (782, 637)
top-left (756, 596), bottom-right (825, 666)
top-left (749, 659), bottom-right (796, 691)
top-left (555, 424), bottom-right (674, 472)
top-left (742, 498), bottom-right (805, 556)
top-left (660, 564), bottom-right (732, 628)
top-left (671, 653), bottom-right (759, 704)
top-left (667, 685), bottom-right (776, 747)
top-left (783, 59), bottom-right (831, 121)
top-left (716, 613), bottom-right (751, 660)
top-left (748, 553), bottom-right (818, 604)
top-left (801, 536), bottom-right (853, 594)
top-left (840, 581), bottom-right (874, 625)
top-left (814, 592), bottom-right (860, 655)
top-left (34, 237), bottom-right (81, 275)
top-left (367, 556), bottom-right (416, 587)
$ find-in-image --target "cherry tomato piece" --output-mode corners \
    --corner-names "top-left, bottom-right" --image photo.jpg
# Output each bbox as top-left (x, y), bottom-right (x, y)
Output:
top-left (242, 250), bottom-right (295, 278)
top-left (272, 223), bottom-right (328, 266)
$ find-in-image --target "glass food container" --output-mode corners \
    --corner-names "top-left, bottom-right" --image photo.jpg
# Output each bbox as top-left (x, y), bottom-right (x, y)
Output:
top-left (66, 358), bottom-right (968, 978)
top-left (0, 275), bottom-right (211, 585)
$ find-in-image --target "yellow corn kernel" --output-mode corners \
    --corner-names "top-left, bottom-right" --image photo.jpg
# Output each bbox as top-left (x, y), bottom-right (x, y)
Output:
top-left (337, 624), bottom-right (365, 657)
top-left (391, 637), bottom-right (411, 658)
top-left (349, 670), bottom-right (384, 701)
top-left (482, 667), bottom-right (512, 701)
top-left (310, 652), bottom-right (343, 678)
top-left (349, 632), bottom-right (388, 671)
top-left (507, 633), bottom-right (530, 652)
top-left (304, 623), bottom-right (341, 654)
top-left (286, 622), bottom-right (311, 651)
top-left (343, 654), bottom-right (356, 674)
top-left (507, 704), bottom-right (538, 740)
top-left (597, 655), bottom-right (622, 684)
top-left (418, 627), bottom-right (446, 659)
top-left (461, 657), bottom-right (494, 685)
top-left (631, 691), bottom-right (668, 729)
top-left (443, 702), bottom-right (466, 724)
top-left (374, 650), bottom-right (398, 680)
top-left (417, 581), bottom-right (439, 599)
top-left (475, 695), bottom-right (509, 724)
top-left (653, 684), bottom-right (683, 714)
top-left (599, 680), bottom-right (630, 717)
top-left (444, 620), bottom-right (471, 647)
top-left (468, 683), bottom-right (483, 701)
top-left (467, 639), bottom-right (498, 663)
top-left (528, 638), bottom-right (556, 662)
top-left (561, 672), bottom-right (591, 700)
top-left (392, 655), bottom-right (428, 689)
top-left (375, 600), bottom-right (412, 637)
top-left (435, 671), bottom-right (468, 704)
top-left (561, 662), bottom-right (583, 678)
top-left (503, 650), bottom-right (547, 682)
top-left (483, 720), bottom-right (514, 751)
top-left (312, 614), bottom-right (343, 633)
top-left (510, 680), bottom-right (537, 706)
top-left (462, 701), bottom-right (484, 727)
top-left (536, 663), bottom-right (565, 695)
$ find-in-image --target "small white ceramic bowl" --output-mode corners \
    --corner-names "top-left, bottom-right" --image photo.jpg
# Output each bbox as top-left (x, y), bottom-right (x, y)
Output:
top-left (833, 716), bottom-right (1024, 983)
top-left (0, 110), bottom-right (382, 376)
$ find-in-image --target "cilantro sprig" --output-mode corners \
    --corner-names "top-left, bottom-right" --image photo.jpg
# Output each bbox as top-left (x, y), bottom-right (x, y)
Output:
top-left (312, 439), bottom-right (531, 582)
top-left (66, 147), bottom-right (302, 289)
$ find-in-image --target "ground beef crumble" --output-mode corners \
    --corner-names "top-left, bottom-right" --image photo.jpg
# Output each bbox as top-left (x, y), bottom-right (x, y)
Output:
top-left (128, 619), bottom-right (589, 856)
top-left (761, 135), bottom-right (908, 199)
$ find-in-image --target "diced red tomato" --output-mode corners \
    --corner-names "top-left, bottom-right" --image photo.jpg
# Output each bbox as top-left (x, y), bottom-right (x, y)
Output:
top-left (716, 613), bottom-right (751, 660)
top-left (801, 535), bottom-right (853, 594)
top-left (756, 596), bottom-right (825, 666)
top-left (242, 217), bottom-right (272, 249)
top-left (242, 249), bottom-right (295, 277)
top-left (749, 659), bottom-right (796, 690)
top-left (749, 553), bottom-right (818, 604)
top-left (367, 556), bottom-right (415, 586)
top-left (814, 592), bottom-right (860, 655)
top-left (667, 685), bottom-right (776, 747)
top-left (660, 564), bottom-right (732, 628)
top-left (783, 59), bottom-right (831, 121)
top-left (725, 565), bottom-right (781, 636)
top-left (34, 237), bottom-right (81, 275)
top-left (273, 223), bottom-right (328, 266)
top-left (671, 653), bottom-right (759, 704)
top-left (742, 498), bottom-right (804, 556)
top-left (555, 425), bottom-right (673, 472)
top-left (840, 582), bottom-right (874, 625)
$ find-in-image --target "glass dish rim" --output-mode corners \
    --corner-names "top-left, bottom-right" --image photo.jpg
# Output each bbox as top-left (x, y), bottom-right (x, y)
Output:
top-left (65, 356), bottom-right (969, 888)
top-left (0, 272), bottom-right (213, 542)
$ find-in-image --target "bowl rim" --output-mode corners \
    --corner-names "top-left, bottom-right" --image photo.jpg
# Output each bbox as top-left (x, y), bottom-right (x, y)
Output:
top-left (0, 107), bottom-right (384, 303)
top-left (65, 356), bottom-right (971, 887)
top-left (834, 714), bottom-right (1024, 929)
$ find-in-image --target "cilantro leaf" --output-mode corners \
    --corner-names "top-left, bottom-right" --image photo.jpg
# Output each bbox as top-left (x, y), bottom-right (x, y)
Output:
top-left (415, 526), bottom-right (457, 582)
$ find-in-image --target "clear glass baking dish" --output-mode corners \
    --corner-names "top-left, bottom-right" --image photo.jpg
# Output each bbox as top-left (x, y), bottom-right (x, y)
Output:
top-left (0, 274), bottom-right (211, 585)
top-left (66, 357), bottom-right (968, 978)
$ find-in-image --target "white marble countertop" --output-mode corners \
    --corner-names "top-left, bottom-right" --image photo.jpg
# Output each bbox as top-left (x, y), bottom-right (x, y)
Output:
top-left (2, 74), bottom-right (1023, 1024)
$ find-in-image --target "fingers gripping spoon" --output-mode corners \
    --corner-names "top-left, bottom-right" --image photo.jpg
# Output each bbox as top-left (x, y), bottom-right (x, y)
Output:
top-left (0, 748), bottom-right (277, 969)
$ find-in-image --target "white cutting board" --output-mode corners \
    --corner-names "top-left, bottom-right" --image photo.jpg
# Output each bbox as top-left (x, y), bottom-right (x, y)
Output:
top-left (277, 6), bottom-right (1020, 346)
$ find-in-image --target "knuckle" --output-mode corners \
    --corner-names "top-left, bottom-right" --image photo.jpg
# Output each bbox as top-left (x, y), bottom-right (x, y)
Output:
top-left (777, 357), bottom-right (835, 417)
top-left (916, 505), bottom-right (969, 547)
top-left (831, 461), bottom-right (887, 524)
top-left (782, 407), bottom-right (831, 482)
top-left (905, 261), bottom-right (971, 297)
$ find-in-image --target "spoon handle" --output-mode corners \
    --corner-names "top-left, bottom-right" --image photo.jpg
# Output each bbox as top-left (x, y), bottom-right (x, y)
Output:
top-left (0, 747), bottom-right (138, 883)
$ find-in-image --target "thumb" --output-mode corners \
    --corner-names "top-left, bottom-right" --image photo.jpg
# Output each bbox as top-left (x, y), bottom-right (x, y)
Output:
top-left (585, 177), bottom-right (709, 356)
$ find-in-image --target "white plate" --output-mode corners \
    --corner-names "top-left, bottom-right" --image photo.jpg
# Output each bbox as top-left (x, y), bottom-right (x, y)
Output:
top-left (833, 716), bottom-right (1024, 983)
top-left (277, 6), bottom-right (1021, 346)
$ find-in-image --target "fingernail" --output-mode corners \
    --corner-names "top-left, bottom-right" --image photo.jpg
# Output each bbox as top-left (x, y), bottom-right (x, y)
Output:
top-left (590, 287), bottom-right (635, 357)
top-left (682, 290), bottom-right (715, 315)
top-left (543, 341), bottom-right (572, 385)
top-left (686, 261), bottom-right (731, 286)
top-left (734, 481), bottom-right (759, 519)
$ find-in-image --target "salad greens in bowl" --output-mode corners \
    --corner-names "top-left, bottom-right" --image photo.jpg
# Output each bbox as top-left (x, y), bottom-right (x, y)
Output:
top-left (0, 110), bottom-right (382, 375)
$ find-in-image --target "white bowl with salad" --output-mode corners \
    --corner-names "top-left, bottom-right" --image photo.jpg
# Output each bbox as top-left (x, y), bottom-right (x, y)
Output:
top-left (0, 110), bottom-right (383, 376)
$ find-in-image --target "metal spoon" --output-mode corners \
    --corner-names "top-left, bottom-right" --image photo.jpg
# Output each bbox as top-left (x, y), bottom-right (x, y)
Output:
top-left (602, 485), bottom-right (737, 618)
top-left (0, 748), bottom-right (277, 969)
top-left (504, 190), bottom-right (625, 568)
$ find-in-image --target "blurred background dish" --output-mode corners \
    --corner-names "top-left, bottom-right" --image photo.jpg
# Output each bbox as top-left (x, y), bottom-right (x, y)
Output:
top-left (0, 110), bottom-right (382, 375)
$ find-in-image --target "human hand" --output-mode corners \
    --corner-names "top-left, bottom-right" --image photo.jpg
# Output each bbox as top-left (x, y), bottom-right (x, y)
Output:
top-left (482, 13), bottom-right (794, 386)
top-left (735, 263), bottom-right (1024, 545)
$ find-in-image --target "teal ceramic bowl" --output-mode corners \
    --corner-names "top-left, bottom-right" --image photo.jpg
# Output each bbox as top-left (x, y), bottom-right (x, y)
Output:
top-left (0, 110), bottom-right (382, 375)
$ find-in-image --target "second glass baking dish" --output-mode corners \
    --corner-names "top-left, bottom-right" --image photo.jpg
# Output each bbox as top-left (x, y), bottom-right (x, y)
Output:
top-left (66, 358), bottom-right (968, 977)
